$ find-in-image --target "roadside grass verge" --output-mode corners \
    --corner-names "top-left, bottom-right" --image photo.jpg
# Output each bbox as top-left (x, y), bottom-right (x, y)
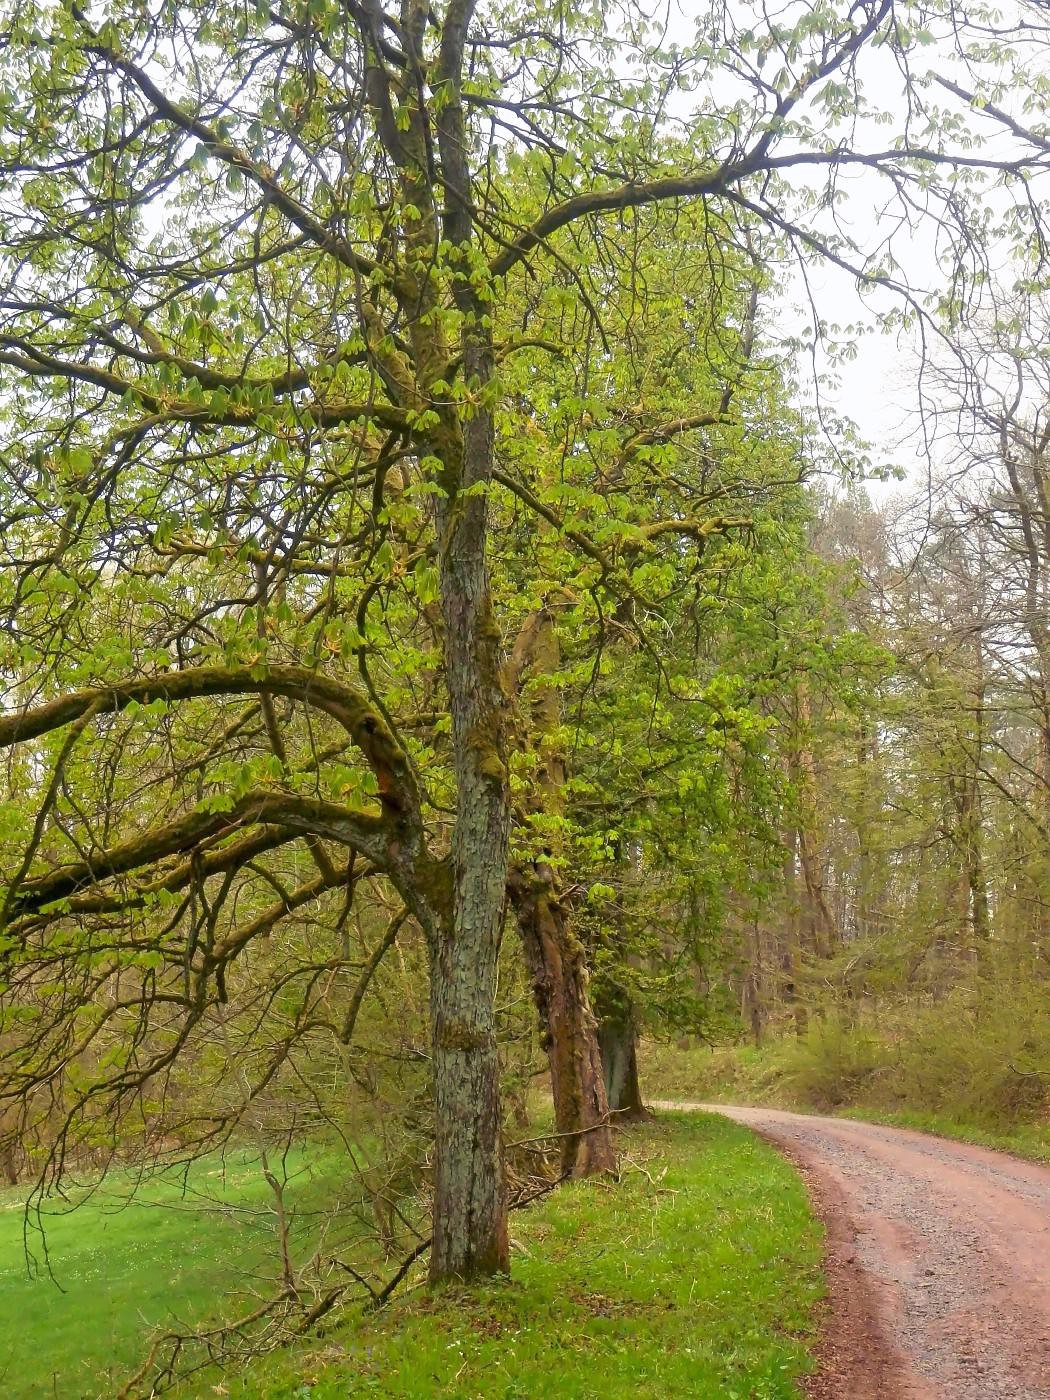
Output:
top-left (833, 1106), bottom-right (1050, 1165)
top-left (0, 1146), bottom-right (337, 1399)
top-left (214, 1112), bottom-right (824, 1400)
top-left (0, 1114), bottom-right (824, 1398)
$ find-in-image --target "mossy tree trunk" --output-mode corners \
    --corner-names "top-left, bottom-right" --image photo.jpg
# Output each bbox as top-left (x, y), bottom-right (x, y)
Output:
top-left (597, 1009), bottom-right (647, 1119)
top-left (427, 284), bottom-right (512, 1284)
top-left (512, 867), bottom-right (616, 1176)
top-left (361, 2), bottom-right (515, 1280)
top-left (508, 605), bottom-right (616, 1177)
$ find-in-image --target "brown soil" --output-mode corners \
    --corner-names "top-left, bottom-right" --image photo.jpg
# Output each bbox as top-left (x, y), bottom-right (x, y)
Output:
top-left (661, 1103), bottom-right (1050, 1399)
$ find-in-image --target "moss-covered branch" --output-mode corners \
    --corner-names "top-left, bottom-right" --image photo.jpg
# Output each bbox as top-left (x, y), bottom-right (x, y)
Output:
top-left (0, 664), bottom-right (419, 820)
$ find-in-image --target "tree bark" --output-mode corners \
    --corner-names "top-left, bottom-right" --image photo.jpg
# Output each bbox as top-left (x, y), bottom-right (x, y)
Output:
top-left (429, 911), bottom-right (508, 1280)
top-left (428, 494), bottom-right (511, 1278)
top-left (395, 14), bottom-right (514, 1277)
top-left (597, 1011), bottom-right (647, 1119)
top-left (428, 391), bottom-right (511, 1281)
top-left (741, 966), bottom-right (764, 1045)
top-left (798, 827), bottom-right (835, 958)
top-left (792, 685), bottom-right (837, 959)
top-left (507, 604), bottom-right (617, 1177)
top-left (511, 869), bottom-right (616, 1176)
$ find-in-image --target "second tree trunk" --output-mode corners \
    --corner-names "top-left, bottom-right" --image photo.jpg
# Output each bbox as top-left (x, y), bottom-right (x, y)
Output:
top-left (512, 867), bottom-right (617, 1177)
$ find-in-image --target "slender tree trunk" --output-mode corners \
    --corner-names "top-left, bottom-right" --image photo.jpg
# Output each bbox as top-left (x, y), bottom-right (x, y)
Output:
top-left (779, 834), bottom-right (808, 1031)
top-left (798, 827), bottom-right (835, 958)
top-left (793, 684), bottom-right (836, 958)
top-left (364, 0), bottom-right (515, 1281)
top-left (597, 1011), bottom-right (647, 1118)
top-left (741, 969), bottom-right (764, 1045)
top-left (948, 673), bottom-right (989, 958)
top-left (1035, 715), bottom-right (1050, 950)
top-left (512, 869), bottom-right (616, 1176)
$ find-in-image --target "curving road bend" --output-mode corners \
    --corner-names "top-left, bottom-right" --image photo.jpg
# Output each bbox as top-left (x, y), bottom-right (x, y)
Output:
top-left (665, 1103), bottom-right (1050, 1399)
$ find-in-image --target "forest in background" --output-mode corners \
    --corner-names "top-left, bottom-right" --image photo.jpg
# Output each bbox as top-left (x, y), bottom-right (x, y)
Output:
top-left (676, 401), bottom-right (1050, 1143)
top-left (1, 0), bottom-right (1050, 1392)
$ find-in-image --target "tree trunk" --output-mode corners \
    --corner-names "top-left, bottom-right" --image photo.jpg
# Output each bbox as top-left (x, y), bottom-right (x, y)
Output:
top-left (430, 914), bottom-right (508, 1280)
top-left (598, 1012), bottom-right (647, 1119)
top-left (429, 528), bottom-right (511, 1279)
top-left (792, 685), bottom-right (836, 959)
top-left (798, 826), bottom-right (836, 958)
top-left (512, 870), bottom-right (616, 1176)
top-left (741, 966), bottom-right (764, 1045)
top-left (366, 10), bottom-right (516, 1282)
top-left (507, 603), bottom-right (617, 1177)
top-left (1036, 717), bottom-right (1050, 951)
top-left (429, 349), bottom-right (511, 1281)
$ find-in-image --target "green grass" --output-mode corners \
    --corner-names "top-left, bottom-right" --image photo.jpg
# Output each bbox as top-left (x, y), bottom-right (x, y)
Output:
top-left (639, 1039), bottom-right (796, 1107)
top-left (0, 1115), bottom-right (824, 1398)
top-left (0, 1147), bottom-right (335, 1399)
top-left (833, 1106), bottom-right (1050, 1165)
top-left (216, 1113), bottom-right (824, 1400)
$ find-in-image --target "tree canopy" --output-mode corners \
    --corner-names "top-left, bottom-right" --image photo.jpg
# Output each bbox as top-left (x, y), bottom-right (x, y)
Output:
top-left (2, 0), bottom-right (1050, 1321)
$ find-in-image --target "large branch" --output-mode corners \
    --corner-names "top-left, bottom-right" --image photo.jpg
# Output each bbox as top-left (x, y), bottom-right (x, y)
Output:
top-left (7, 792), bottom-right (391, 918)
top-left (490, 169), bottom-right (733, 279)
top-left (640, 514), bottom-right (751, 543)
top-left (486, 0), bottom-right (1050, 284)
top-left (621, 412), bottom-right (726, 455)
top-left (0, 663), bottom-right (418, 820)
top-left (489, 136), bottom-right (1046, 282)
top-left (71, 7), bottom-right (389, 289)
top-left (0, 345), bottom-right (409, 433)
top-left (12, 824), bottom-right (297, 929)
top-left (0, 320), bottom-right (355, 399)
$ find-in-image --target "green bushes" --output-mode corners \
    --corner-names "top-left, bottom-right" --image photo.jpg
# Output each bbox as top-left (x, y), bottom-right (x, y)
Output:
top-left (777, 1019), bottom-right (887, 1109)
top-left (873, 986), bottom-right (1050, 1129)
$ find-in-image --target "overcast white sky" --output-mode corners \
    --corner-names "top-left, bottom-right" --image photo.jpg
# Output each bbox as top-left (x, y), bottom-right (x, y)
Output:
top-left (644, 0), bottom-right (1047, 500)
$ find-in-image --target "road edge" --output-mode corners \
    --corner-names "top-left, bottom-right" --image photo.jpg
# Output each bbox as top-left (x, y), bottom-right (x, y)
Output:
top-left (654, 1101), bottom-right (923, 1400)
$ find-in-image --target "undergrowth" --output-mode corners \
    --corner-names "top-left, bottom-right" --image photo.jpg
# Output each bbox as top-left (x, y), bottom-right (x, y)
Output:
top-left (641, 983), bottom-right (1050, 1165)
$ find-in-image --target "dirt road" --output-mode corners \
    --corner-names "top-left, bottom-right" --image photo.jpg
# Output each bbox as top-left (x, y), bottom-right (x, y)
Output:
top-left (668, 1104), bottom-right (1050, 1399)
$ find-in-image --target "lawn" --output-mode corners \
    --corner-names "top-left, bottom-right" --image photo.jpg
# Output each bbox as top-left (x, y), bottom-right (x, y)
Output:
top-left (215, 1112), bottom-right (824, 1400)
top-left (0, 1146), bottom-right (335, 1399)
top-left (0, 1113), bottom-right (824, 1399)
